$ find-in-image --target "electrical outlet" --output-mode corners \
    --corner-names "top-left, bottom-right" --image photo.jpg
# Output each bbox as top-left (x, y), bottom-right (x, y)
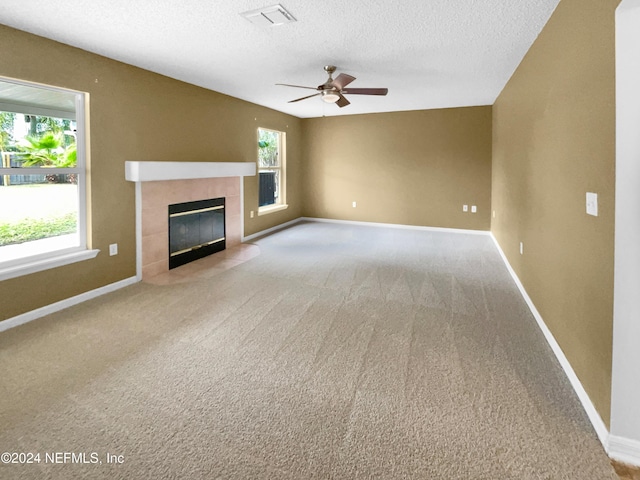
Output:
top-left (471, 205), bottom-right (477, 213)
top-left (493, 210), bottom-right (496, 218)
top-left (519, 242), bottom-right (523, 255)
top-left (463, 205), bottom-right (468, 212)
top-left (109, 243), bottom-right (118, 256)
top-left (586, 192), bottom-right (598, 216)
top-left (250, 210), bottom-right (254, 218)
top-left (352, 201), bottom-right (357, 208)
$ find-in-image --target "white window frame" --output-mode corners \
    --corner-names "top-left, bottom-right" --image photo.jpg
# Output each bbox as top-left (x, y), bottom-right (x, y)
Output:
top-left (257, 127), bottom-right (287, 215)
top-left (0, 77), bottom-right (98, 281)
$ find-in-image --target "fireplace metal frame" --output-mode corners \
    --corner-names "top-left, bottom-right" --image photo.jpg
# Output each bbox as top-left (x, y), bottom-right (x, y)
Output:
top-left (168, 197), bottom-right (225, 269)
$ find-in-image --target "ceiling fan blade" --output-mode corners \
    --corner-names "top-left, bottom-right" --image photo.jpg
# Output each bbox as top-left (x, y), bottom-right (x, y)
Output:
top-left (332, 73), bottom-right (356, 90)
top-left (336, 94), bottom-right (350, 108)
top-left (342, 88), bottom-right (388, 96)
top-left (276, 83), bottom-right (319, 90)
top-left (288, 93), bottom-right (321, 103)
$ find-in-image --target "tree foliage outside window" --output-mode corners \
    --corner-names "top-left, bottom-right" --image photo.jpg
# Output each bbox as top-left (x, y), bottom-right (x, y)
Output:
top-left (19, 131), bottom-right (77, 168)
top-left (0, 112), bottom-right (15, 151)
top-left (1, 113), bottom-right (77, 179)
top-left (258, 129), bottom-right (279, 168)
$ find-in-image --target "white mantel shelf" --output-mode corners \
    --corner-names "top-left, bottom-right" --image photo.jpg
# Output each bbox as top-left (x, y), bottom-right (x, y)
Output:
top-left (125, 161), bottom-right (255, 182)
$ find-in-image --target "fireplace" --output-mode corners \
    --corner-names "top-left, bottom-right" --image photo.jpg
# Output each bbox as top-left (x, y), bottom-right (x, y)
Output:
top-left (125, 161), bottom-right (256, 280)
top-left (169, 197), bottom-right (225, 269)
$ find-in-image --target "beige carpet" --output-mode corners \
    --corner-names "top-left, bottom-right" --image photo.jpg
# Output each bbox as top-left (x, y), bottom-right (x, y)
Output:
top-left (0, 221), bottom-right (617, 479)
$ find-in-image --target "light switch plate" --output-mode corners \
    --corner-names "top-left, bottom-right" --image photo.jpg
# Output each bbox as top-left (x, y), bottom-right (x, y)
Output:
top-left (586, 192), bottom-right (598, 216)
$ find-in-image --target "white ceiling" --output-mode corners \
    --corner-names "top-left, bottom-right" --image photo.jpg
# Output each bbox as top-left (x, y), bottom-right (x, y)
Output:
top-left (0, 0), bottom-right (559, 119)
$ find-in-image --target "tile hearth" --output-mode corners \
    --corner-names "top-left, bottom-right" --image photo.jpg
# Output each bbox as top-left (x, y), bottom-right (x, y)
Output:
top-left (143, 243), bottom-right (260, 285)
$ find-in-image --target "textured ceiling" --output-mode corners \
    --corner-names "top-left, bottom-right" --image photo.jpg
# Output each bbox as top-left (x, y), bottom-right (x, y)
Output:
top-left (0, 0), bottom-right (559, 119)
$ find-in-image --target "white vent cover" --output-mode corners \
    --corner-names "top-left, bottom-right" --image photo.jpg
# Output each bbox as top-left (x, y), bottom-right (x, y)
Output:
top-left (240, 4), bottom-right (296, 26)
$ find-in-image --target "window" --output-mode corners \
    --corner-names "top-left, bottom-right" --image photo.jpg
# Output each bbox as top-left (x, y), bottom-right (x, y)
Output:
top-left (257, 128), bottom-right (286, 214)
top-left (0, 77), bottom-right (96, 281)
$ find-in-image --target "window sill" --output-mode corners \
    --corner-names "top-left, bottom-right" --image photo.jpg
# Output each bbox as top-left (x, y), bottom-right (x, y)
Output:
top-left (0, 249), bottom-right (100, 281)
top-left (258, 204), bottom-right (289, 216)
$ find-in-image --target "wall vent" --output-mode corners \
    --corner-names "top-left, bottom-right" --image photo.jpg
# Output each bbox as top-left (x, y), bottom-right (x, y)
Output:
top-left (240, 4), bottom-right (296, 26)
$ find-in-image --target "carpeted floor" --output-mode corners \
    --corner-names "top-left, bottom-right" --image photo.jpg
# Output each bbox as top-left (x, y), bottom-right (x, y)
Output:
top-left (0, 221), bottom-right (618, 479)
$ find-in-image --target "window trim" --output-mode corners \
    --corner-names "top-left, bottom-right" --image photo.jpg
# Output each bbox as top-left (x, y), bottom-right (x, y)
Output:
top-left (257, 203), bottom-right (289, 216)
top-left (0, 77), bottom-right (98, 280)
top-left (0, 249), bottom-right (99, 282)
top-left (257, 127), bottom-right (287, 214)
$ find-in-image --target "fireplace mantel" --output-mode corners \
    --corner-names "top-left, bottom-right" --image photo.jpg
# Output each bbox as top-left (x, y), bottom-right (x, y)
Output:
top-left (125, 161), bottom-right (256, 182)
top-left (125, 161), bottom-right (255, 281)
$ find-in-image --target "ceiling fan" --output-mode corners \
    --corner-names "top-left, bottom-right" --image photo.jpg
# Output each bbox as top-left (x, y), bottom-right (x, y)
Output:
top-left (277, 65), bottom-right (388, 108)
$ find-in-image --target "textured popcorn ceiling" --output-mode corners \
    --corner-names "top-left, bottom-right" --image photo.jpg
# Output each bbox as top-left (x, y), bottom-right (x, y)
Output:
top-left (0, 0), bottom-right (559, 118)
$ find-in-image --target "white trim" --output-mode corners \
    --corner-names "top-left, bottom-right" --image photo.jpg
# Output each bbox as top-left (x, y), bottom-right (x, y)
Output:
top-left (75, 91), bottom-right (89, 251)
top-left (258, 203), bottom-right (289, 215)
top-left (0, 248), bottom-right (99, 281)
top-left (134, 181), bottom-right (143, 281)
top-left (242, 217), bottom-right (303, 242)
top-left (243, 216), bottom-right (490, 242)
top-left (0, 167), bottom-right (83, 175)
top-left (612, 0), bottom-right (640, 456)
top-left (0, 276), bottom-right (138, 333)
top-left (609, 435), bottom-right (640, 467)
top-left (125, 161), bottom-right (255, 182)
top-left (301, 217), bottom-right (491, 235)
top-left (489, 233), bottom-right (610, 449)
top-left (240, 178), bottom-right (245, 240)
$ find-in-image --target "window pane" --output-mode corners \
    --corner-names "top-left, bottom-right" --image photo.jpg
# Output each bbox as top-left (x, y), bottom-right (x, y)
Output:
top-left (258, 129), bottom-right (279, 168)
top-left (0, 176), bottom-right (79, 262)
top-left (0, 78), bottom-right (87, 274)
top-left (258, 170), bottom-right (277, 206)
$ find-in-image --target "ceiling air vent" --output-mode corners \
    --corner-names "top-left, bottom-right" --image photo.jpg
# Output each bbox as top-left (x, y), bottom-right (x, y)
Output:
top-left (240, 4), bottom-right (296, 26)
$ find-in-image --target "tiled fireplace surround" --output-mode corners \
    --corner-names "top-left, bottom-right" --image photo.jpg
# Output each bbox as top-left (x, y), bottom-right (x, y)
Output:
top-left (141, 177), bottom-right (241, 279)
top-left (125, 162), bottom-right (256, 281)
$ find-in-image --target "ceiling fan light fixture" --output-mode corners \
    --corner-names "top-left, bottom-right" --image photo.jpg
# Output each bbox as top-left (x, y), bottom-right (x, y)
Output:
top-left (321, 90), bottom-right (340, 103)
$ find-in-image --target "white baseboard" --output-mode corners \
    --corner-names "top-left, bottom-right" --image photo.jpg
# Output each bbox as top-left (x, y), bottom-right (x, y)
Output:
top-left (489, 234), bottom-right (611, 449)
top-left (300, 217), bottom-right (491, 235)
top-left (0, 276), bottom-right (138, 333)
top-left (609, 435), bottom-right (640, 466)
top-left (242, 217), bottom-right (304, 242)
top-left (243, 216), bottom-right (490, 242)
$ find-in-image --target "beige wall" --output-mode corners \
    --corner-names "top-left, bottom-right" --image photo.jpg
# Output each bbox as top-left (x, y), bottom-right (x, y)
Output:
top-left (0, 25), bottom-right (301, 322)
top-left (492, 0), bottom-right (620, 425)
top-left (302, 107), bottom-right (492, 230)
